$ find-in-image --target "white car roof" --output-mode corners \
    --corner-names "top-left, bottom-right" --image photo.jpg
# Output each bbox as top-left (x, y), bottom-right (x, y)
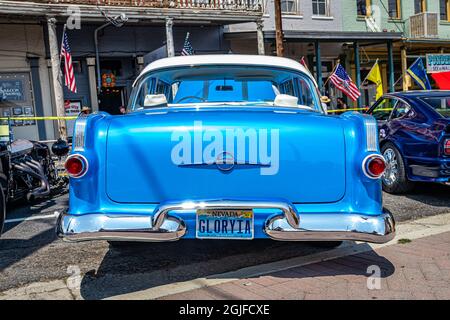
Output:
top-left (134, 54), bottom-right (316, 86)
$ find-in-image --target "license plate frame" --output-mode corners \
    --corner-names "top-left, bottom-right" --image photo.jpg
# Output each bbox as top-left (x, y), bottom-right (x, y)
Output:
top-left (196, 209), bottom-right (254, 240)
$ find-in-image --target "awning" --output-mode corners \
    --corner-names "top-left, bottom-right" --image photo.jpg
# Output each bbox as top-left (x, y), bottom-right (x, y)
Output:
top-left (225, 30), bottom-right (403, 42)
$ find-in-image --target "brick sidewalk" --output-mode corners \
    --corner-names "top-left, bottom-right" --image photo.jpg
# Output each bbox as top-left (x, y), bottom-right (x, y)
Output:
top-left (160, 232), bottom-right (450, 300)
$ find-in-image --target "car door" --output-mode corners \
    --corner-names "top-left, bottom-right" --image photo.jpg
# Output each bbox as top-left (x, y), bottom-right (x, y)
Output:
top-left (385, 99), bottom-right (439, 161)
top-left (368, 97), bottom-right (398, 142)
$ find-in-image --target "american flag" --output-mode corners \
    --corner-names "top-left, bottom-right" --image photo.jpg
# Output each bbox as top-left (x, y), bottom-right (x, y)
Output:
top-left (181, 32), bottom-right (194, 56)
top-left (329, 64), bottom-right (361, 101)
top-left (60, 31), bottom-right (77, 93)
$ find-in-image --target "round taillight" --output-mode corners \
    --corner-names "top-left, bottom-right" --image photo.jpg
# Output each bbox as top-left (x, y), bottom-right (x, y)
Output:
top-left (363, 155), bottom-right (386, 179)
top-left (65, 154), bottom-right (88, 178)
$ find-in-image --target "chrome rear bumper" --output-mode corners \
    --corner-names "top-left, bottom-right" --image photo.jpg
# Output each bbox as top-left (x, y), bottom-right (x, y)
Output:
top-left (57, 200), bottom-right (395, 244)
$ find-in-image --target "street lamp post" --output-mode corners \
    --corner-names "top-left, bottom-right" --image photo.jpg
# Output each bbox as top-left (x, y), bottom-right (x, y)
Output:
top-left (94, 13), bottom-right (128, 93)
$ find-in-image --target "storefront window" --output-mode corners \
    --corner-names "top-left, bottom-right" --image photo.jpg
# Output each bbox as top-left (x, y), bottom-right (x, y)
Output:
top-left (0, 73), bottom-right (35, 127)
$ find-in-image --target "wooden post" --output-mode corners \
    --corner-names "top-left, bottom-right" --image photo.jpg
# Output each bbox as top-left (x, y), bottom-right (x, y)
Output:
top-left (256, 19), bottom-right (265, 55)
top-left (354, 41), bottom-right (362, 108)
top-left (388, 40), bottom-right (395, 93)
top-left (165, 17), bottom-right (175, 57)
top-left (401, 46), bottom-right (409, 91)
top-left (274, 0), bottom-right (284, 57)
top-left (315, 41), bottom-right (323, 92)
top-left (47, 17), bottom-right (67, 140)
top-left (86, 57), bottom-right (99, 112)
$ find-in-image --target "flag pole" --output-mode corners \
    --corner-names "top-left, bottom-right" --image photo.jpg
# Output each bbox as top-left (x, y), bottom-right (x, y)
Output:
top-left (321, 59), bottom-right (340, 91)
top-left (57, 24), bottom-right (67, 86)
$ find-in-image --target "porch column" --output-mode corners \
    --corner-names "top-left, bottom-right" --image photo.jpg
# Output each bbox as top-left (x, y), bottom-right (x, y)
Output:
top-left (137, 56), bottom-right (145, 72)
top-left (47, 17), bottom-right (67, 140)
top-left (165, 17), bottom-right (175, 57)
top-left (256, 19), bottom-right (265, 55)
top-left (401, 46), bottom-right (409, 91)
top-left (354, 41), bottom-right (361, 107)
top-left (86, 57), bottom-right (99, 112)
top-left (315, 41), bottom-right (323, 92)
top-left (28, 57), bottom-right (47, 140)
top-left (388, 41), bottom-right (395, 93)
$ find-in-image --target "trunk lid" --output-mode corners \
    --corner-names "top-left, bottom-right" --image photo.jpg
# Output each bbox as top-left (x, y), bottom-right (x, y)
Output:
top-left (105, 107), bottom-right (346, 204)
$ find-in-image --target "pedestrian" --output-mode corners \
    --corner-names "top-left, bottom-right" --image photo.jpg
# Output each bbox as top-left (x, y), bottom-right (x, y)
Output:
top-left (79, 106), bottom-right (91, 116)
top-left (336, 97), bottom-right (348, 110)
top-left (119, 106), bottom-right (127, 114)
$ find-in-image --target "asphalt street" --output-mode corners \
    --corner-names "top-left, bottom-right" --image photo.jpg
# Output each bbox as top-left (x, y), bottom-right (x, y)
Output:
top-left (0, 183), bottom-right (449, 299)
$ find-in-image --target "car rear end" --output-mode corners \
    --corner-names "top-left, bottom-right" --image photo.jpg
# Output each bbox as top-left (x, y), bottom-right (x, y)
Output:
top-left (57, 109), bottom-right (394, 244)
top-left (57, 56), bottom-right (394, 244)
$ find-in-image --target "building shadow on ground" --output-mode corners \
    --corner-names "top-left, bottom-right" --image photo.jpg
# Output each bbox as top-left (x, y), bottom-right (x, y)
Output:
top-left (79, 241), bottom-right (395, 300)
top-left (403, 183), bottom-right (450, 207)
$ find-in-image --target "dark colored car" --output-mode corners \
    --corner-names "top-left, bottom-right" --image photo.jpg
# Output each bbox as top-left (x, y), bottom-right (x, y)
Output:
top-left (367, 91), bottom-right (450, 194)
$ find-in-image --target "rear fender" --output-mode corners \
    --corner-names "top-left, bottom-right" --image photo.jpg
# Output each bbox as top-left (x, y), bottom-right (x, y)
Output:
top-left (340, 112), bottom-right (383, 213)
top-left (68, 112), bottom-right (111, 214)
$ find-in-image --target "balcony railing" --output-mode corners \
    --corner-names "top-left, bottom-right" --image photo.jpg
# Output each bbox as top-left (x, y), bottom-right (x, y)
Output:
top-left (408, 12), bottom-right (439, 39)
top-left (18, 0), bottom-right (262, 11)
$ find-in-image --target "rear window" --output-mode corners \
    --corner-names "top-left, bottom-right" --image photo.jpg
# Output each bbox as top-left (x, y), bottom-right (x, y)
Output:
top-left (419, 96), bottom-right (450, 118)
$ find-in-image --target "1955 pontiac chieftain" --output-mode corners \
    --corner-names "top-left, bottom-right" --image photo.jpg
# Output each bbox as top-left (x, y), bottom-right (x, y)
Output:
top-left (57, 55), bottom-right (395, 246)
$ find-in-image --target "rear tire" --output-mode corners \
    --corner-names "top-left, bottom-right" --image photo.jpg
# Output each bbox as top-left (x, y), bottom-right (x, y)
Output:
top-left (381, 142), bottom-right (415, 194)
top-left (0, 186), bottom-right (5, 235)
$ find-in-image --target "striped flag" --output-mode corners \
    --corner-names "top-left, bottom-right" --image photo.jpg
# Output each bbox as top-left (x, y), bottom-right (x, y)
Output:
top-left (60, 31), bottom-right (77, 93)
top-left (181, 32), bottom-right (194, 56)
top-left (329, 64), bottom-right (361, 101)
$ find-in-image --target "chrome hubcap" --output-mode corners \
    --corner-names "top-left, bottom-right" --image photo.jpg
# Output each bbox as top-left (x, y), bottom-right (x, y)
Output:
top-left (383, 148), bottom-right (398, 186)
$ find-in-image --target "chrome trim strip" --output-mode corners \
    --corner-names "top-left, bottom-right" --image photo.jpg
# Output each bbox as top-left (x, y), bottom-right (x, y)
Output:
top-left (73, 116), bottom-right (88, 152)
top-left (364, 117), bottom-right (379, 152)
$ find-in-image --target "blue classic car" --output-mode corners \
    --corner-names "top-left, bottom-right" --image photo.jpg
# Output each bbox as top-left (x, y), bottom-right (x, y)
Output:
top-left (57, 55), bottom-right (395, 246)
top-left (367, 91), bottom-right (450, 194)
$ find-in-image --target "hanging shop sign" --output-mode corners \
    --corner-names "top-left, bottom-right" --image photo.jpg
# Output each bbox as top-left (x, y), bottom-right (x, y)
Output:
top-left (0, 79), bottom-right (24, 102)
top-left (426, 54), bottom-right (450, 73)
top-left (102, 73), bottom-right (116, 88)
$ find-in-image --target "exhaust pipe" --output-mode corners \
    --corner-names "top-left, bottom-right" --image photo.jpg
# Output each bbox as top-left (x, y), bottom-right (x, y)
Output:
top-left (13, 160), bottom-right (50, 201)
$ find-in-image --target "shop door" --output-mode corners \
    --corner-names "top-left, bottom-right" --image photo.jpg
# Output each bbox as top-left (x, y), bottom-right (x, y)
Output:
top-left (98, 87), bottom-right (124, 115)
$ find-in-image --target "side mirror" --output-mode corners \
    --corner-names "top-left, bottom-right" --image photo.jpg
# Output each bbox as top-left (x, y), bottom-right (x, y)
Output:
top-left (144, 94), bottom-right (168, 108)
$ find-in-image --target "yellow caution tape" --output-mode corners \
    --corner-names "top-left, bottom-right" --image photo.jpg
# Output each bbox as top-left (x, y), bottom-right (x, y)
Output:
top-left (327, 108), bottom-right (393, 114)
top-left (0, 116), bottom-right (78, 121)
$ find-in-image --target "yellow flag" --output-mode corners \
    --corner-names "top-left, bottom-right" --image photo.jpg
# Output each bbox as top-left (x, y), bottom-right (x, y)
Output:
top-left (366, 62), bottom-right (383, 100)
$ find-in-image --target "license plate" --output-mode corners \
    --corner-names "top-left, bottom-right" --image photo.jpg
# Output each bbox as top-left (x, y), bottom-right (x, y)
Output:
top-left (196, 209), bottom-right (254, 240)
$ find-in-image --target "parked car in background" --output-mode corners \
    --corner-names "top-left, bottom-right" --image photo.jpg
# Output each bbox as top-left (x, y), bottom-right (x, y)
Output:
top-left (58, 55), bottom-right (394, 247)
top-left (367, 91), bottom-right (450, 194)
